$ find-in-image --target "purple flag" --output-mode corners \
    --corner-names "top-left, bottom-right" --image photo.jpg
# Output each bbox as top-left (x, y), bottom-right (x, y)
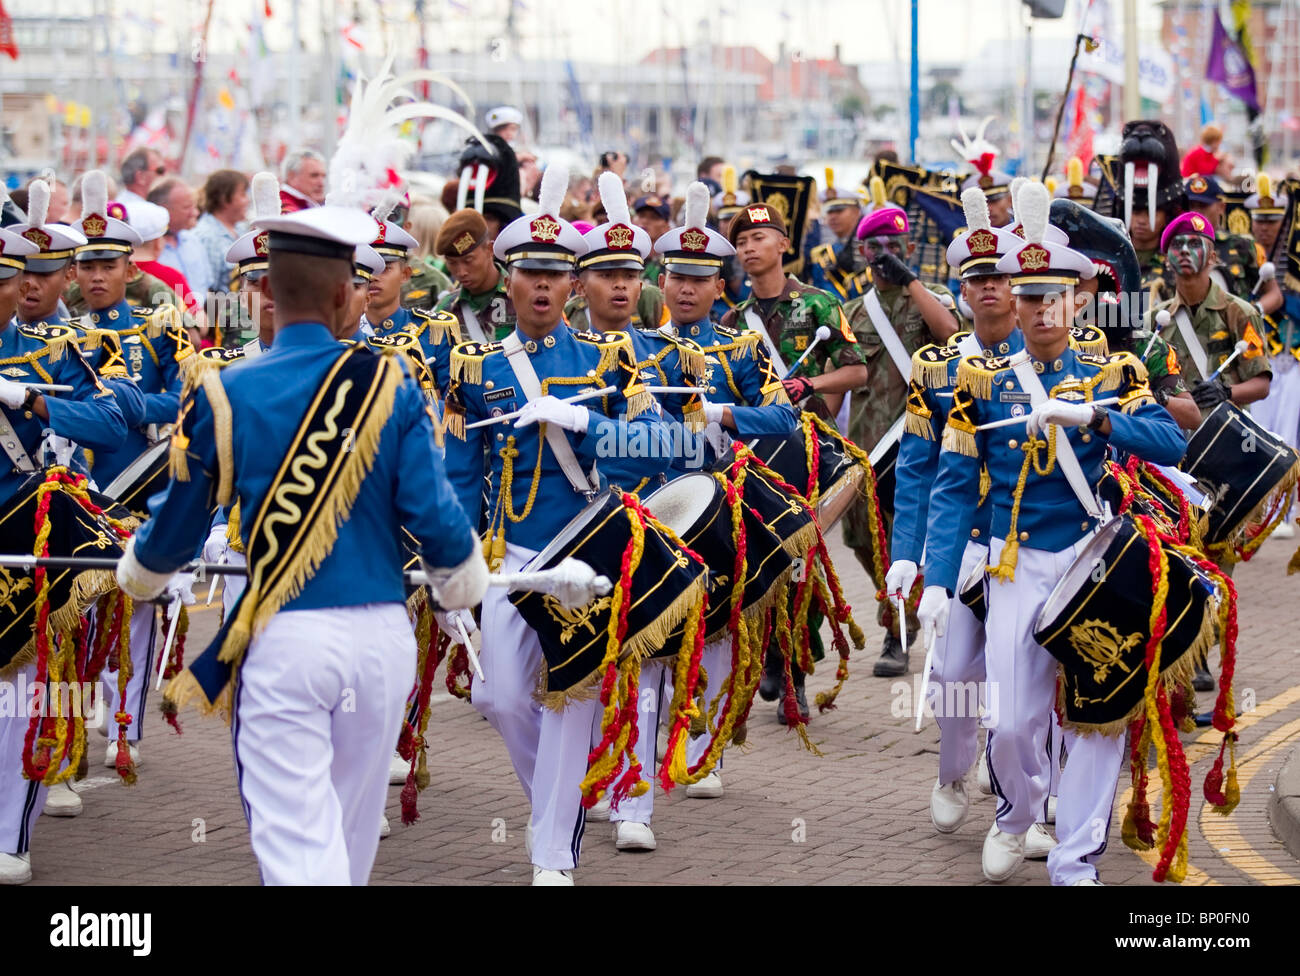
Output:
top-left (1206, 11), bottom-right (1260, 113)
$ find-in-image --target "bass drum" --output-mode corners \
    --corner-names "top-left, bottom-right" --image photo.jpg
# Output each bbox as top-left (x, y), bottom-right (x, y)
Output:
top-left (748, 415), bottom-right (866, 529)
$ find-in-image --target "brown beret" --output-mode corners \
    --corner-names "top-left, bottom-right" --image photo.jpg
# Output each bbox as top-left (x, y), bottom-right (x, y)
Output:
top-left (725, 202), bottom-right (788, 245)
top-left (435, 208), bottom-right (489, 257)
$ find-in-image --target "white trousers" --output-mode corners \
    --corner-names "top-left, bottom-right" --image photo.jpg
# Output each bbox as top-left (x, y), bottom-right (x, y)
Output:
top-left (102, 607), bottom-right (159, 743)
top-left (685, 637), bottom-right (731, 772)
top-left (221, 552), bottom-right (249, 621)
top-left (231, 603), bottom-right (414, 885)
top-left (0, 664), bottom-right (46, 854)
top-left (933, 541), bottom-right (988, 785)
top-left (475, 544), bottom-right (597, 872)
top-left (983, 537), bottom-right (1125, 884)
top-left (608, 656), bottom-right (670, 825)
top-left (1252, 353), bottom-right (1300, 449)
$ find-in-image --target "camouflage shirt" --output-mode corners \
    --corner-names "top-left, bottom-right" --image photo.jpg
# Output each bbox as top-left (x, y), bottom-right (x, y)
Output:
top-left (843, 281), bottom-right (961, 452)
top-left (402, 258), bottom-right (454, 311)
top-left (433, 268), bottom-right (515, 343)
top-left (565, 283), bottom-right (667, 333)
top-left (1213, 233), bottom-right (1261, 302)
top-left (1135, 248), bottom-right (1176, 306)
top-left (720, 276), bottom-right (864, 421)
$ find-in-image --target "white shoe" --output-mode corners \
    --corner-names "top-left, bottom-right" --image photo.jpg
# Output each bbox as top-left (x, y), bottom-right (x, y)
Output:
top-left (379, 815), bottom-right (390, 839)
top-left (524, 822), bottom-right (532, 857)
top-left (1072, 877), bottom-right (1104, 886)
top-left (586, 794), bottom-right (611, 821)
top-left (104, 740), bottom-right (140, 769)
top-left (929, 779), bottom-right (969, 833)
top-left (388, 752), bottom-right (409, 785)
top-left (43, 781), bottom-right (82, 817)
top-left (532, 866), bottom-right (574, 886)
top-left (0, 852), bottom-right (31, 885)
top-left (685, 771), bottom-right (723, 799)
top-left (1024, 822), bottom-right (1057, 860)
top-left (976, 752), bottom-right (992, 795)
top-left (1046, 795), bottom-right (1057, 825)
top-left (613, 821), bottom-right (657, 851)
top-left (1272, 520), bottom-right (1296, 539)
top-left (981, 825), bottom-right (1026, 882)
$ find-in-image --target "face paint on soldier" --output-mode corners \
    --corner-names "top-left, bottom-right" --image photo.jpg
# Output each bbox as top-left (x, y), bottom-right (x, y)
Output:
top-left (860, 235), bottom-right (908, 262)
top-left (366, 259), bottom-right (410, 317)
top-left (575, 267), bottom-right (641, 331)
top-left (1168, 233), bottom-right (1211, 277)
top-left (507, 266), bottom-right (573, 335)
top-left (74, 255), bottom-right (132, 311)
top-left (734, 227), bottom-right (789, 277)
top-left (444, 239), bottom-right (499, 295)
top-left (18, 265), bottom-right (74, 322)
top-left (661, 270), bottom-right (724, 324)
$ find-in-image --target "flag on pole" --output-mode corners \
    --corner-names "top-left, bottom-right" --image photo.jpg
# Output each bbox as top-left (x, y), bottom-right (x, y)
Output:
top-left (1205, 7), bottom-right (1259, 113)
top-left (0, 1), bottom-right (19, 60)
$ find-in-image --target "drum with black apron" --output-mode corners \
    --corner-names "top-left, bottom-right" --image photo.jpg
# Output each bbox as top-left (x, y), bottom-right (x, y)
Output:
top-left (510, 488), bottom-right (707, 697)
top-left (1180, 401), bottom-right (1300, 546)
top-left (1033, 515), bottom-right (1215, 731)
top-left (711, 446), bottom-right (818, 560)
top-left (101, 438), bottom-right (171, 522)
top-left (642, 472), bottom-right (794, 647)
top-left (748, 415), bottom-right (866, 529)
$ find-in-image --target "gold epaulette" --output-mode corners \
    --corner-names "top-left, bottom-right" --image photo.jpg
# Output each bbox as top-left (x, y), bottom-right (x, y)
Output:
top-left (810, 242), bottom-right (835, 268)
top-left (179, 344), bottom-right (244, 399)
top-left (449, 339), bottom-right (503, 385)
top-left (574, 328), bottom-right (631, 376)
top-left (954, 354), bottom-right (1012, 401)
top-left (940, 387), bottom-right (980, 457)
top-left (411, 307), bottom-right (461, 345)
top-left (77, 328), bottom-right (128, 378)
top-left (1069, 324), bottom-right (1110, 356)
top-left (368, 331), bottom-right (420, 354)
top-left (1077, 350), bottom-right (1146, 394)
top-left (654, 326), bottom-right (708, 381)
top-left (17, 322), bottom-right (75, 362)
top-left (705, 323), bottom-right (759, 362)
top-left (911, 341), bottom-right (961, 390)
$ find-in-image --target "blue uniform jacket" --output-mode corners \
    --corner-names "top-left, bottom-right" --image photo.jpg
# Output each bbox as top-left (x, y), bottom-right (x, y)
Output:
top-left (891, 329), bottom-right (1025, 564)
top-left (923, 347), bottom-right (1186, 592)
top-left (131, 322), bottom-right (477, 609)
top-left (369, 305), bottom-right (461, 395)
top-left (443, 323), bottom-right (673, 551)
top-left (74, 299), bottom-right (190, 426)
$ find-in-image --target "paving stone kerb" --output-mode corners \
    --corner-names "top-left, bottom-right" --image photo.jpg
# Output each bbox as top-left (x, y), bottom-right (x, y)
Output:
top-left (1269, 745), bottom-right (1300, 862)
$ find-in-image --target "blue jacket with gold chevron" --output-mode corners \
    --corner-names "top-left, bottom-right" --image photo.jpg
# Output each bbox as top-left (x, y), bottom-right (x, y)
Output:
top-left (74, 328), bottom-right (151, 487)
top-left (73, 298), bottom-right (192, 425)
top-left (0, 320), bottom-right (126, 498)
top-left (442, 323), bottom-right (674, 552)
top-left (131, 321), bottom-right (476, 611)
top-left (923, 346), bottom-right (1186, 593)
top-left (365, 305), bottom-right (461, 395)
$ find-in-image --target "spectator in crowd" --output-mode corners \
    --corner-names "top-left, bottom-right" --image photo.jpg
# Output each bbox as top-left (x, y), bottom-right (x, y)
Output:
top-left (560, 169), bottom-right (594, 221)
top-left (1182, 123), bottom-right (1233, 179)
top-left (118, 147), bottom-right (166, 208)
top-left (517, 148), bottom-right (541, 201)
top-left (632, 191), bottom-right (672, 246)
top-left (126, 199), bottom-right (201, 323)
top-left (191, 169), bottom-right (249, 300)
top-left (697, 155), bottom-right (725, 194)
top-left (485, 106), bottom-right (523, 144)
top-left (279, 148), bottom-right (327, 213)
top-left (148, 177), bottom-right (209, 296)
top-left (598, 150), bottom-right (629, 179)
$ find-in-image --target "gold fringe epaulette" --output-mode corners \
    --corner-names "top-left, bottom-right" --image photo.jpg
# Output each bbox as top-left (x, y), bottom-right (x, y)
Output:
top-left (912, 342), bottom-right (961, 390)
top-left (1078, 350), bottom-right (1147, 394)
top-left (954, 355), bottom-right (1009, 402)
top-left (17, 322), bottom-right (75, 362)
top-left (412, 308), bottom-right (461, 345)
top-left (624, 381), bottom-right (655, 422)
top-left (657, 326), bottom-right (708, 382)
top-left (703, 328), bottom-right (759, 363)
top-left (1070, 325), bottom-right (1110, 356)
top-left (904, 379), bottom-right (935, 440)
top-left (449, 339), bottom-right (502, 385)
top-left (178, 345), bottom-right (243, 401)
top-left (367, 331), bottom-right (420, 354)
top-left (940, 388), bottom-right (980, 457)
top-left (574, 328), bottom-right (631, 376)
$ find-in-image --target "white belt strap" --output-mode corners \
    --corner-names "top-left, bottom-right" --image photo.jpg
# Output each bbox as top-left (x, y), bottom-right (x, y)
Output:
top-left (956, 333), bottom-right (982, 359)
top-left (743, 308), bottom-right (790, 375)
top-left (501, 332), bottom-right (598, 496)
top-left (459, 300), bottom-right (488, 344)
top-left (863, 288), bottom-right (913, 380)
top-left (1173, 308), bottom-right (1211, 380)
top-left (1009, 352), bottom-right (1103, 518)
top-left (0, 408), bottom-right (35, 474)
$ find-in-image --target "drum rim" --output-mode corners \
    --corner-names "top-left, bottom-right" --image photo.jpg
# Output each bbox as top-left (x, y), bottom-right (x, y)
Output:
top-left (526, 490), bottom-right (618, 567)
top-left (101, 438), bottom-right (170, 499)
top-left (641, 472), bottom-right (722, 534)
top-left (1034, 517), bottom-right (1124, 635)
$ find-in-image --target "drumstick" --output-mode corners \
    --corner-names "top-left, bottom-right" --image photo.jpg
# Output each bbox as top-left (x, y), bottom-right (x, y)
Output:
top-left (975, 397), bottom-right (1120, 431)
top-left (452, 616), bottom-right (486, 681)
top-left (640, 385), bottom-right (717, 396)
top-left (155, 595), bottom-right (182, 691)
top-left (19, 384), bottom-right (74, 394)
top-left (1205, 339), bottom-right (1250, 383)
top-left (1139, 310), bottom-right (1171, 361)
top-left (1252, 261), bottom-right (1276, 298)
top-left (786, 325), bottom-right (832, 377)
top-left (204, 552), bottom-right (226, 606)
top-left (464, 386), bottom-right (616, 430)
top-left (915, 628), bottom-right (936, 734)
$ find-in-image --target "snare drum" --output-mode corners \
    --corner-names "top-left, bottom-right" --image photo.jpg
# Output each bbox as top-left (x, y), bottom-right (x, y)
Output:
top-left (510, 489), bottom-right (707, 698)
top-left (101, 438), bottom-right (170, 522)
top-left (1033, 516), bottom-right (1214, 731)
top-left (642, 472), bottom-right (794, 647)
top-left (748, 413), bottom-right (867, 529)
top-left (1181, 401), bottom-right (1300, 545)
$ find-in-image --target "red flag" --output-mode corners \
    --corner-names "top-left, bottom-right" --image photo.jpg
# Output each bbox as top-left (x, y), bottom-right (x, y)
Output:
top-left (0, 1), bottom-right (20, 60)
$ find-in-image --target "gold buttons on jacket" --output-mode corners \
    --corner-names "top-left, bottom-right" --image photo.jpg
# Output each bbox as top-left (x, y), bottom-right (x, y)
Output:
top-left (970, 528), bottom-right (981, 538)
top-left (1018, 531), bottom-right (1029, 541)
top-left (1007, 439), bottom-right (1018, 450)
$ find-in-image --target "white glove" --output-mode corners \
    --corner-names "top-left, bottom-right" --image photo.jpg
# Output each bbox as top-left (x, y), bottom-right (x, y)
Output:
top-left (702, 401), bottom-right (726, 425)
top-left (917, 585), bottom-right (951, 646)
top-left (41, 434), bottom-right (75, 467)
top-left (703, 421), bottom-right (731, 457)
top-left (513, 395), bottom-right (591, 434)
top-left (202, 522), bottom-right (230, 564)
top-left (435, 608), bottom-right (477, 645)
top-left (1025, 398), bottom-right (1095, 438)
top-left (0, 377), bottom-right (26, 409)
top-left (423, 544), bottom-right (489, 611)
top-left (163, 572), bottom-right (196, 607)
top-left (535, 556), bottom-right (604, 610)
top-left (884, 559), bottom-right (918, 599)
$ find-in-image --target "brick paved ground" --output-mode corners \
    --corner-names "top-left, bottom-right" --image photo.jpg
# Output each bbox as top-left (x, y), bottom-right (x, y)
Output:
top-left (24, 531), bottom-right (1300, 886)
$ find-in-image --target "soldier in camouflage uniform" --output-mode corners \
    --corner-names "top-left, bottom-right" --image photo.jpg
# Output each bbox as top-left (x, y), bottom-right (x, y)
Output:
top-left (1183, 174), bottom-right (1285, 319)
top-left (841, 203), bottom-right (962, 676)
top-left (432, 209), bottom-right (516, 343)
top-left (720, 201), bottom-right (868, 721)
top-left (401, 257), bottom-right (454, 312)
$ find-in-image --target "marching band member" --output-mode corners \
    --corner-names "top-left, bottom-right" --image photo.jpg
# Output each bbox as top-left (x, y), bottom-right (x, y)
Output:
top-left (434, 208), bottom-right (517, 344)
top-left (116, 206), bottom-right (486, 886)
top-left (0, 226), bottom-right (127, 884)
top-left (12, 180), bottom-right (86, 330)
top-left (441, 164), bottom-right (675, 885)
top-left (917, 183), bottom-right (1186, 885)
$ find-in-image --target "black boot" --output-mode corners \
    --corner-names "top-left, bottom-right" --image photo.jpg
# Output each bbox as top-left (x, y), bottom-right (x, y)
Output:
top-left (1192, 655), bottom-right (1215, 692)
top-left (777, 666), bottom-right (811, 725)
top-left (873, 632), bottom-right (911, 677)
top-left (758, 646), bottom-right (783, 701)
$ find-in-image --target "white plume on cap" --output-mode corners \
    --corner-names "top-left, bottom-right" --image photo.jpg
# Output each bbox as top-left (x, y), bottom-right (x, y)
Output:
top-left (1009, 175), bottom-right (1027, 218)
top-left (961, 185), bottom-right (990, 233)
top-left (598, 171), bottom-right (630, 226)
top-left (27, 179), bottom-right (50, 229)
top-left (538, 162), bottom-right (566, 219)
top-left (684, 180), bottom-right (710, 230)
top-left (1018, 181), bottom-right (1050, 245)
top-left (82, 170), bottom-right (108, 219)
top-left (250, 172), bottom-right (280, 221)
top-left (369, 188), bottom-right (404, 225)
top-left (640, 168), bottom-right (656, 194)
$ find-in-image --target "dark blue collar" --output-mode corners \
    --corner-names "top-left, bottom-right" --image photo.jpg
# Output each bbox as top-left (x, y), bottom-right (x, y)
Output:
top-left (87, 298), bottom-right (134, 328)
